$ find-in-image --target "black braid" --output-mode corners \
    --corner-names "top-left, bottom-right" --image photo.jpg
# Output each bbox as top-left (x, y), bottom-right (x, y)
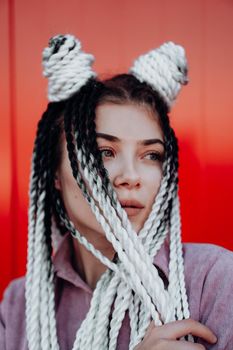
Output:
top-left (63, 91), bottom-right (93, 204)
top-left (71, 79), bottom-right (110, 189)
top-left (32, 101), bottom-right (66, 255)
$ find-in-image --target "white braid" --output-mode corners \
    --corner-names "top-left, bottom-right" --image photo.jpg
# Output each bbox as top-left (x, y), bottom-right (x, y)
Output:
top-left (25, 35), bottom-right (193, 350)
top-left (26, 154), bottom-right (37, 343)
top-left (130, 41), bottom-right (188, 109)
top-left (26, 170), bottom-right (59, 350)
top-left (42, 34), bottom-right (96, 102)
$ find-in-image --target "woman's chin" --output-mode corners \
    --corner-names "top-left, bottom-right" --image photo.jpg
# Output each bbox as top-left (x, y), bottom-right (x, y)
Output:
top-left (129, 220), bottom-right (143, 234)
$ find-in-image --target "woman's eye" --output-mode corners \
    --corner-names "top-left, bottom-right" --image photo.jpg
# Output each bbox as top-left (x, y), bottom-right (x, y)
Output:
top-left (100, 149), bottom-right (114, 158)
top-left (144, 152), bottom-right (164, 162)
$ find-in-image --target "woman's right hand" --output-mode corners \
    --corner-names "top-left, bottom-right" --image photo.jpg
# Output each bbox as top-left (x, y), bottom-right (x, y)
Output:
top-left (134, 319), bottom-right (217, 350)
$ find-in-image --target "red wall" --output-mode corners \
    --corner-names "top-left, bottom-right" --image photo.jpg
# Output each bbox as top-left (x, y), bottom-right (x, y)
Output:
top-left (1, 0), bottom-right (233, 298)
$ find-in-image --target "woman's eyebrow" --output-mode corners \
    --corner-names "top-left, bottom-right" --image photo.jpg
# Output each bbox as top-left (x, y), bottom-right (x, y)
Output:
top-left (142, 139), bottom-right (165, 147)
top-left (96, 132), bottom-right (119, 142)
top-left (96, 132), bottom-right (164, 147)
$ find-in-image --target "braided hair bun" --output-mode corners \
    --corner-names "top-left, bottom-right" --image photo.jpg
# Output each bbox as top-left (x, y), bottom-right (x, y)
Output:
top-left (129, 41), bottom-right (188, 110)
top-left (42, 34), bottom-right (96, 102)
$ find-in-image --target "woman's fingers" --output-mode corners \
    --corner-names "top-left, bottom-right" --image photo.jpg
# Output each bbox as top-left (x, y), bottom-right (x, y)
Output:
top-left (147, 319), bottom-right (217, 344)
top-left (134, 319), bottom-right (217, 350)
top-left (149, 339), bottom-right (206, 350)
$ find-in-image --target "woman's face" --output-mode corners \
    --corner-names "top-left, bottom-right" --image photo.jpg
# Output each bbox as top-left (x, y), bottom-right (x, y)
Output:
top-left (55, 103), bottom-right (164, 247)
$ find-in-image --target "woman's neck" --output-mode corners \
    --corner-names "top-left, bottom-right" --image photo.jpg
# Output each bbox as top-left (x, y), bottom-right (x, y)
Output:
top-left (71, 236), bottom-right (115, 289)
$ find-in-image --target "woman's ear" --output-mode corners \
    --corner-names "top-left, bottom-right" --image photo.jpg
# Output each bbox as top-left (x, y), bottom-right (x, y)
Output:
top-left (54, 172), bottom-right (61, 190)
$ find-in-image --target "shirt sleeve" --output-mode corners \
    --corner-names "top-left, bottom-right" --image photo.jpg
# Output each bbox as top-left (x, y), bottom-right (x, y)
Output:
top-left (0, 291), bottom-right (7, 350)
top-left (198, 249), bottom-right (233, 350)
top-left (0, 278), bottom-right (26, 350)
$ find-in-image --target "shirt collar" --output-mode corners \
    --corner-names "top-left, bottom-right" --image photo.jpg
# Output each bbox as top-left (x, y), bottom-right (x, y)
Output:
top-left (53, 233), bottom-right (170, 291)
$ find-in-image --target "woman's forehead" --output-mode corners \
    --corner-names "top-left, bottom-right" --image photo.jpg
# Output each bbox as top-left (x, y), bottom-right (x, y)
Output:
top-left (95, 103), bottom-right (163, 141)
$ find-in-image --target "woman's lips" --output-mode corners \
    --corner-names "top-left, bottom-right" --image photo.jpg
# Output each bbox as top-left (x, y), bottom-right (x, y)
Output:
top-left (120, 200), bottom-right (144, 217)
top-left (122, 207), bottom-right (143, 216)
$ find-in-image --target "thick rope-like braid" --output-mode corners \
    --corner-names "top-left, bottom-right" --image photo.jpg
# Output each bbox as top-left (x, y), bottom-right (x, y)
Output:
top-left (27, 184), bottom-right (47, 350)
top-left (26, 154), bottom-right (38, 347)
top-left (63, 103), bottom-right (92, 202)
top-left (82, 275), bottom-right (112, 349)
top-left (130, 292), bottom-right (157, 348)
top-left (77, 83), bottom-right (110, 189)
top-left (37, 119), bottom-right (60, 350)
top-left (47, 264), bottom-right (59, 350)
top-left (168, 197), bottom-right (181, 318)
top-left (132, 294), bottom-right (141, 335)
top-left (139, 160), bottom-right (171, 244)
top-left (39, 234), bottom-right (52, 350)
top-left (144, 134), bottom-right (178, 255)
top-left (139, 145), bottom-right (174, 236)
top-left (79, 272), bottom-right (114, 349)
top-left (108, 282), bottom-right (132, 350)
top-left (130, 42), bottom-right (188, 110)
top-left (132, 309), bottom-right (151, 349)
top-left (171, 195), bottom-right (190, 319)
top-left (32, 184), bottom-right (58, 350)
top-left (169, 195), bottom-right (186, 322)
top-left (43, 35), bottom-right (96, 102)
top-left (149, 221), bottom-right (169, 258)
top-left (128, 296), bottom-right (140, 350)
top-left (77, 150), bottom-right (173, 323)
top-left (45, 113), bottom-right (70, 350)
top-left (153, 139), bottom-right (186, 322)
top-left (64, 80), bottom-right (110, 196)
top-left (168, 193), bottom-right (180, 312)
top-left (38, 214), bottom-right (58, 350)
top-left (91, 274), bottom-right (122, 349)
top-left (148, 188), bottom-right (175, 257)
top-left (55, 197), bottom-right (119, 272)
top-left (169, 195), bottom-right (194, 343)
top-left (26, 114), bottom-right (49, 348)
top-left (72, 270), bottom-right (112, 348)
top-left (27, 191), bottom-right (46, 350)
top-left (26, 103), bottom-right (64, 350)
top-left (32, 104), bottom-right (62, 204)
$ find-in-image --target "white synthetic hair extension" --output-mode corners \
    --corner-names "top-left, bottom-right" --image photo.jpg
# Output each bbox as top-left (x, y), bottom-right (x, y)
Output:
top-left (129, 41), bottom-right (188, 110)
top-left (25, 35), bottom-right (192, 349)
top-left (42, 34), bottom-right (96, 102)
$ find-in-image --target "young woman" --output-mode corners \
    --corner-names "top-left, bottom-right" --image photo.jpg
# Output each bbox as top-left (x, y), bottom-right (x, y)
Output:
top-left (1, 34), bottom-right (233, 350)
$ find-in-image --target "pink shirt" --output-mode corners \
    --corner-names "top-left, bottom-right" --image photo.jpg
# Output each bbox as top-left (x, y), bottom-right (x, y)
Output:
top-left (1, 234), bottom-right (233, 349)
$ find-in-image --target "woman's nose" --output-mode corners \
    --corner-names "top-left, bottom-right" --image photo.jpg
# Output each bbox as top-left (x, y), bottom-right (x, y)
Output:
top-left (113, 162), bottom-right (141, 190)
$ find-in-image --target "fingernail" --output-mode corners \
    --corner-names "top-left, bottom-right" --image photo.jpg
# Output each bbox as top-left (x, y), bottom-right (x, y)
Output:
top-left (212, 335), bottom-right (217, 343)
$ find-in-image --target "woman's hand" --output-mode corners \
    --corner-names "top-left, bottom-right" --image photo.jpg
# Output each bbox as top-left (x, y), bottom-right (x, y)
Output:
top-left (134, 319), bottom-right (217, 350)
